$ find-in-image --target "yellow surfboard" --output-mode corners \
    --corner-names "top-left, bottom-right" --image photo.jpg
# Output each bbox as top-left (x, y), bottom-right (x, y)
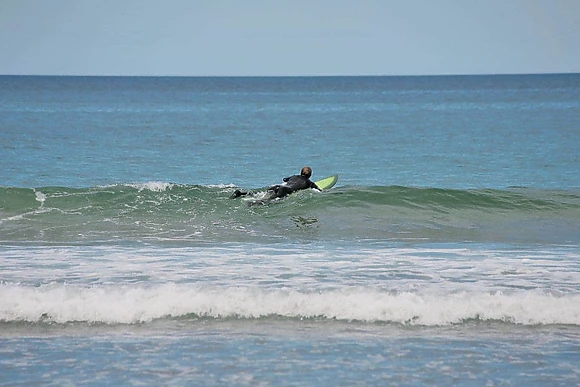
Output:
top-left (314, 175), bottom-right (338, 190)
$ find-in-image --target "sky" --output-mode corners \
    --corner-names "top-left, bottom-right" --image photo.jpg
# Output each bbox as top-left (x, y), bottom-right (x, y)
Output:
top-left (1, 0), bottom-right (579, 76)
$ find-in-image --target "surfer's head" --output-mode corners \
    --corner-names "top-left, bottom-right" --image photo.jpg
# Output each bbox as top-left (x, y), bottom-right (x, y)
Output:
top-left (300, 166), bottom-right (312, 178)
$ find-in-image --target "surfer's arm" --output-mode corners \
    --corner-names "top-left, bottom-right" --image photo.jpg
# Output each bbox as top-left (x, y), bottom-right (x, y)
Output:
top-left (311, 182), bottom-right (321, 191)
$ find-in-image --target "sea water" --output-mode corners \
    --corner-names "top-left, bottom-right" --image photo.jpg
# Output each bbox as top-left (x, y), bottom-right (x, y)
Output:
top-left (1, 75), bottom-right (580, 386)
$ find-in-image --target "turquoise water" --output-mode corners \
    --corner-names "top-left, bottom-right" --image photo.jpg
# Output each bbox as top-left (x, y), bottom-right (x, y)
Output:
top-left (1, 75), bottom-right (580, 385)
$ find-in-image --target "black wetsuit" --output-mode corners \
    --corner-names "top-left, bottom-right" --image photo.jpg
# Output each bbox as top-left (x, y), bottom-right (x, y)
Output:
top-left (269, 175), bottom-right (320, 198)
top-left (230, 174), bottom-right (320, 199)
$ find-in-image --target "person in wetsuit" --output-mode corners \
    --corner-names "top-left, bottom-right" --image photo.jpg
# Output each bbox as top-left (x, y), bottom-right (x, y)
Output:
top-left (230, 166), bottom-right (320, 199)
top-left (269, 166), bottom-right (321, 198)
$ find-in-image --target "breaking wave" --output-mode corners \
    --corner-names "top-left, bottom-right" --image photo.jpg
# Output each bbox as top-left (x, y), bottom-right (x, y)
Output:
top-left (1, 283), bottom-right (579, 326)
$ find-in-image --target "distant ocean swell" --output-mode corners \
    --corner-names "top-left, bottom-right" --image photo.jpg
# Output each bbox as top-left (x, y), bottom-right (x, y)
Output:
top-left (1, 283), bottom-right (579, 326)
top-left (2, 183), bottom-right (580, 244)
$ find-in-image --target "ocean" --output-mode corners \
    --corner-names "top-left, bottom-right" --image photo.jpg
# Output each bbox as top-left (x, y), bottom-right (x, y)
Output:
top-left (1, 74), bottom-right (579, 386)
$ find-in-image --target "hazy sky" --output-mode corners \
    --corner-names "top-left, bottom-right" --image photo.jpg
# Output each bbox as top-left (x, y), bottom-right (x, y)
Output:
top-left (1, 0), bottom-right (579, 76)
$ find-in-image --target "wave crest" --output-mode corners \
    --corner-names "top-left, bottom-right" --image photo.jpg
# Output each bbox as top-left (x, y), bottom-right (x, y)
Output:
top-left (1, 184), bottom-right (579, 244)
top-left (125, 181), bottom-right (176, 192)
top-left (1, 284), bottom-right (578, 326)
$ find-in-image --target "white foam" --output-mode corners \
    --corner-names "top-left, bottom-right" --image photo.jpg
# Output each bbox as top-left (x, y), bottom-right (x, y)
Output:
top-left (33, 189), bottom-right (46, 205)
top-left (2, 245), bottom-right (580, 293)
top-left (207, 184), bottom-right (237, 189)
top-left (1, 283), bottom-right (578, 326)
top-left (1, 245), bottom-right (579, 326)
top-left (126, 182), bottom-right (175, 192)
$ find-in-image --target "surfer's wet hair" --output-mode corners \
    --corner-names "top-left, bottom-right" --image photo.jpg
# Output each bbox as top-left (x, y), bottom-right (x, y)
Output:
top-left (300, 166), bottom-right (312, 178)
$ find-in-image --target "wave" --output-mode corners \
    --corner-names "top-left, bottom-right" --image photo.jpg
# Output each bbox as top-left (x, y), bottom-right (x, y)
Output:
top-left (1, 183), bottom-right (580, 244)
top-left (1, 283), bottom-right (578, 326)
top-left (2, 183), bottom-right (578, 214)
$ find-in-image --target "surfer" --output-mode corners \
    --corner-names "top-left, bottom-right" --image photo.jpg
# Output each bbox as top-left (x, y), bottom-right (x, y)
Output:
top-left (230, 166), bottom-right (321, 199)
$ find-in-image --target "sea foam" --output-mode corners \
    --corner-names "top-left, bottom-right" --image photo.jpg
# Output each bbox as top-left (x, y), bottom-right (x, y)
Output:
top-left (1, 283), bottom-right (578, 326)
top-left (126, 181), bottom-right (175, 192)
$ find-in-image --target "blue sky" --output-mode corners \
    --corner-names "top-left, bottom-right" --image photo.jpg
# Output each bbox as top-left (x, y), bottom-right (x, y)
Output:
top-left (1, 0), bottom-right (579, 76)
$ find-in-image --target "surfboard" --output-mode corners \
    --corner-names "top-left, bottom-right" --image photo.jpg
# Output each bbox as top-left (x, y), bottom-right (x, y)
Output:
top-left (315, 174), bottom-right (338, 190)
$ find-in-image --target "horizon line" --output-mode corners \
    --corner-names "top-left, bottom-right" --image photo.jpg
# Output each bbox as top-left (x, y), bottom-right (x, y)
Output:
top-left (1, 71), bottom-right (579, 78)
